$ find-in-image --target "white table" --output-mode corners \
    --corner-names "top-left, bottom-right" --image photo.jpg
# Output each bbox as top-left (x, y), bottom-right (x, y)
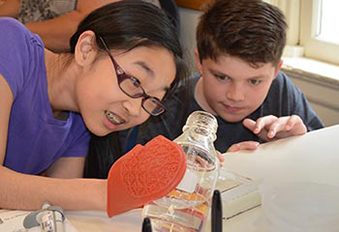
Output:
top-left (223, 124), bottom-right (339, 186)
top-left (67, 124), bottom-right (339, 231)
top-left (3, 125), bottom-right (339, 231)
top-left (65, 207), bottom-right (263, 232)
top-left (65, 210), bottom-right (142, 231)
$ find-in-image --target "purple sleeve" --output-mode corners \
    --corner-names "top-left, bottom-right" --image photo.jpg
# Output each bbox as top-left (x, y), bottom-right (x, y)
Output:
top-left (62, 113), bottom-right (91, 158)
top-left (63, 128), bottom-right (90, 158)
top-left (0, 17), bottom-right (43, 98)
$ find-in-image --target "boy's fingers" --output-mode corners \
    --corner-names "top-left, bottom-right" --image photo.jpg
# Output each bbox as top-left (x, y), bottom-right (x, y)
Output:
top-left (243, 118), bottom-right (256, 130)
top-left (285, 115), bottom-right (301, 130)
top-left (267, 120), bottom-right (285, 138)
top-left (251, 115), bottom-right (278, 134)
top-left (268, 116), bottom-right (299, 137)
top-left (227, 143), bottom-right (241, 152)
top-left (227, 141), bottom-right (260, 152)
top-left (216, 151), bottom-right (225, 162)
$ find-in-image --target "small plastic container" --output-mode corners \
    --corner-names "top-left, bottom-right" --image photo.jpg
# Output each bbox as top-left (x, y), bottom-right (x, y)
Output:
top-left (259, 181), bottom-right (339, 232)
top-left (216, 169), bottom-right (262, 219)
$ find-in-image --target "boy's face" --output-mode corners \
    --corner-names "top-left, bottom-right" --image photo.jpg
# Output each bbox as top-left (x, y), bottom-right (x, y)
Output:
top-left (195, 54), bottom-right (282, 123)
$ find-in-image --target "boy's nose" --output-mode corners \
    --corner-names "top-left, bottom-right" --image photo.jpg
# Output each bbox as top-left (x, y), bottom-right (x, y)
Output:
top-left (226, 84), bottom-right (245, 102)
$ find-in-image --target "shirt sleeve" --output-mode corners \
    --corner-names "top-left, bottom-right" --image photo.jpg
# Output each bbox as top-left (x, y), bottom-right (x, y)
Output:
top-left (61, 113), bottom-right (91, 158)
top-left (0, 17), bottom-right (43, 98)
top-left (272, 72), bottom-right (324, 131)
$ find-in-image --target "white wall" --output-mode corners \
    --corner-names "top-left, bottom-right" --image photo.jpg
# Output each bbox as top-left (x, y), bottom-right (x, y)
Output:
top-left (178, 7), bottom-right (201, 72)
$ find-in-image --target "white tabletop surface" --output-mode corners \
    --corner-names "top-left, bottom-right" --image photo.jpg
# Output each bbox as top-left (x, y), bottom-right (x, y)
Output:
top-left (66, 124), bottom-right (339, 231)
top-left (3, 125), bottom-right (339, 232)
top-left (65, 209), bottom-right (142, 231)
top-left (65, 206), bottom-right (263, 232)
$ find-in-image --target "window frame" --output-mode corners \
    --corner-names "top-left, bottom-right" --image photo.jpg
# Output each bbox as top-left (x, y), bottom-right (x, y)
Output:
top-left (300, 0), bottom-right (339, 65)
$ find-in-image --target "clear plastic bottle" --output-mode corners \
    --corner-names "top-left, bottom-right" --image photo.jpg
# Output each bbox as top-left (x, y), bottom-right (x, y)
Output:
top-left (142, 111), bottom-right (219, 232)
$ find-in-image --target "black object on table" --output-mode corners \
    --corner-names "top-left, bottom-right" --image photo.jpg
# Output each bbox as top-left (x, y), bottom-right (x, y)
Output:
top-left (142, 217), bottom-right (153, 232)
top-left (212, 189), bottom-right (223, 232)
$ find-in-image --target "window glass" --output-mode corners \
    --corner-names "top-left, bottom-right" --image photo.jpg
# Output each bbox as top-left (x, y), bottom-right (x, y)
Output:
top-left (300, 0), bottom-right (339, 65)
top-left (317, 0), bottom-right (339, 44)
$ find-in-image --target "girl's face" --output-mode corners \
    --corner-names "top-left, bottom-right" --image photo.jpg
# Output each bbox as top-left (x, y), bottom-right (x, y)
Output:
top-left (75, 45), bottom-right (176, 136)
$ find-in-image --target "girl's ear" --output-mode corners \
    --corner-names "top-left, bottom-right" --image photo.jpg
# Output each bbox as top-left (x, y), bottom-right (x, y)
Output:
top-left (74, 30), bottom-right (98, 66)
top-left (194, 48), bottom-right (203, 74)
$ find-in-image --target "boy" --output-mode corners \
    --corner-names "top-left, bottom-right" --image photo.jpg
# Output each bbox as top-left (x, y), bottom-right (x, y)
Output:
top-left (136, 0), bottom-right (323, 153)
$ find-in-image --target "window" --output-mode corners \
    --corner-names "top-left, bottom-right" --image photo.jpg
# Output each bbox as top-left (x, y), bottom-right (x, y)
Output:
top-left (264, 0), bottom-right (339, 65)
top-left (316, 1), bottom-right (339, 44)
top-left (300, 0), bottom-right (339, 65)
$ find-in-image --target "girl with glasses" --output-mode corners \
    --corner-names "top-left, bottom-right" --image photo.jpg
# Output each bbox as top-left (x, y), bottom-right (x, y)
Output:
top-left (0, 0), bottom-right (188, 216)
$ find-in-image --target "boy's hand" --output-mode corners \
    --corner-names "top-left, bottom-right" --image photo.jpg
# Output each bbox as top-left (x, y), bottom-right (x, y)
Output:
top-left (243, 115), bottom-right (307, 142)
top-left (216, 151), bottom-right (225, 167)
top-left (227, 141), bottom-right (260, 152)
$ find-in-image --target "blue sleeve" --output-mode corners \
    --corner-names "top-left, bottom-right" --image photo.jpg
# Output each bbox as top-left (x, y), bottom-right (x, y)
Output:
top-left (274, 72), bottom-right (324, 131)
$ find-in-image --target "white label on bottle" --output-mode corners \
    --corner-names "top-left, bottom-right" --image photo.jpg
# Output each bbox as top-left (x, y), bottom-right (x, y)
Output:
top-left (176, 169), bottom-right (198, 193)
top-left (40, 211), bottom-right (55, 232)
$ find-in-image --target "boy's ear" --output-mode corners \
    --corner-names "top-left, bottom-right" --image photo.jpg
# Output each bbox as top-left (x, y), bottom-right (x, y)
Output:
top-left (74, 31), bottom-right (98, 66)
top-left (194, 49), bottom-right (203, 74)
top-left (274, 60), bottom-right (283, 78)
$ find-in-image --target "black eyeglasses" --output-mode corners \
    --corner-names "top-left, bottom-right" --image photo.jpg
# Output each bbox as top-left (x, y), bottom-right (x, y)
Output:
top-left (99, 37), bottom-right (166, 116)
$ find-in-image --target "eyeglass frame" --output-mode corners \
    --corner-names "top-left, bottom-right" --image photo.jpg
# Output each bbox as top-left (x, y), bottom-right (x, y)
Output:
top-left (98, 36), bottom-right (167, 116)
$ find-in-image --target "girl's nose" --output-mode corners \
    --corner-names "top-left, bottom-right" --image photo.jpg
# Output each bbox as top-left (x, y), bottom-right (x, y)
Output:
top-left (122, 97), bottom-right (143, 116)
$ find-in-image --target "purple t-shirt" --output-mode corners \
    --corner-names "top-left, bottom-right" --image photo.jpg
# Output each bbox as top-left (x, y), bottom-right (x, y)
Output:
top-left (0, 18), bottom-right (90, 174)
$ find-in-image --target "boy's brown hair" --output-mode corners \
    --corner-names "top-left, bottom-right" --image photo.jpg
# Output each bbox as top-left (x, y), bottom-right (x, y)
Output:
top-left (196, 0), bottom-right (287, 67)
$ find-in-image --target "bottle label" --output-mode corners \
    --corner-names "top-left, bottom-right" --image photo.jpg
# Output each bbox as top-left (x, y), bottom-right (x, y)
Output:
top-left (40, 211), bottom-right (55, 232)
top-left (176, 169), bottom-right (199, 193)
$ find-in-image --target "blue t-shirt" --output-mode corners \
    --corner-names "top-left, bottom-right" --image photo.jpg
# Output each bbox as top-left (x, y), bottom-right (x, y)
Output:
top-left (0, 18), bottom-right (90, 174)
